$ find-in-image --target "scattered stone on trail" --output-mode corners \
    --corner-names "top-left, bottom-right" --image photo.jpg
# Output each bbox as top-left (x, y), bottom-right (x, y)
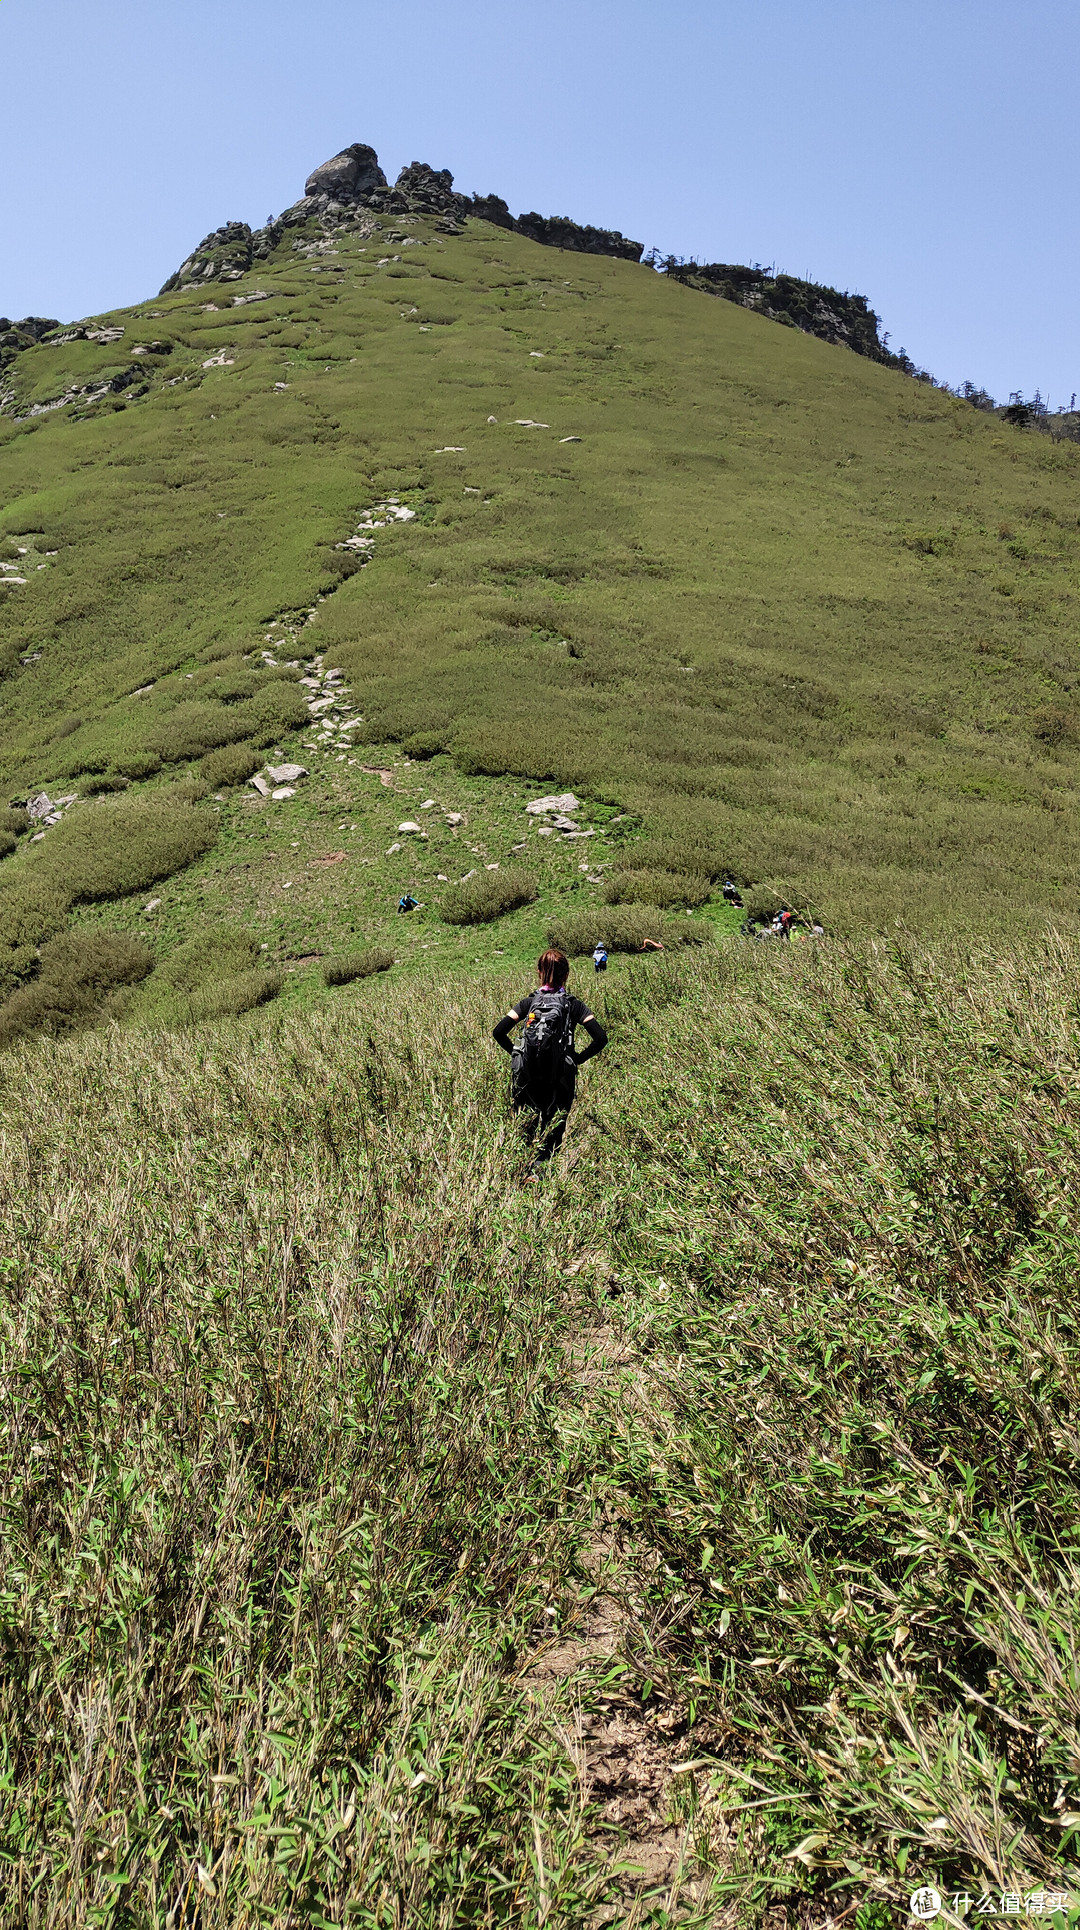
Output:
top-left (397, 821), bottom-right (422, 833)
top-left (514, 419), bottom-right (550, 428)
top-left (202, 351), bottom-right (235, 369)
top-left (131, 683), bottom-right (154, 697)
top-left (250, 775), bottom-right (271, 797)
top-left (526, 793), bottom-right (579, 817)
top-left (308, 696), bottom-right (337, 715)
top-left (144, 898), bottom-right (162, 914)
top-left (536, 826), bottom-right (554, 836)
top-left (266, 763), bottom-right (307, 784)
top-left (435, 446), bottom-right (466, 453)
top-left (420, 799), bottom-right (435, 809)
top-left (272, 787), bottom-right (296, 800)
top-left (487, 415), bottom-right (498, 423)
top-left (386, 842), bottom-right (402, 854)
top-left (445, 811), bottom-right (465, 825)
top-left (485, 862), bottom-right (500, 870)
top-left (26, 793), bottom-right (56, 822)
top-left (30, 831), bottom-right (46, 843)
top-left (560, 436), bottom-right (582, 443)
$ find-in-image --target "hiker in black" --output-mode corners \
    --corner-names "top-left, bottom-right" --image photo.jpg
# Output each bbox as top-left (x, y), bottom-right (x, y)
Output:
top-left (493, 947), bottom-right (607, 1175)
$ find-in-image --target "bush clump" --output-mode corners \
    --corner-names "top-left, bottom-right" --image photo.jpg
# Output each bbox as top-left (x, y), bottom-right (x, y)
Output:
top-left (154, 926), bottom-right (262, 994)
top-left (0, 879), bottom-right (71, 999)
top-left (603, 868), bottom-right (712, 909)
top-left (613, 838), bottom-right (728, 882)
top-left (199, 743), bottom-right (261, 788)
top-left (402, 731), bottom-right (445, 760)
top-left (147, 701), bottom-right (259, 764)
top-left (189, 969), bottom-right (283, 1022)
top-left (251, 680), bottom-right (308, 736)
top-left (0, 931), bottom-right (153, 1047)
top-left (113, 751), bottom-right (163, 781)
top-left (548, 905), bottom-right (709, 955)
top-left (1, 808), bottom-right (30, 838)
top-left (441, 868), bottom-right (538, 925)
top-left (81, 774), bottom-right (130, 796)
top-left (0, 832), bottom-right (16, 863)
top-left (324, 948), bottom-right (394, 987)
top-left (37, 799), bottom-right (219, 904)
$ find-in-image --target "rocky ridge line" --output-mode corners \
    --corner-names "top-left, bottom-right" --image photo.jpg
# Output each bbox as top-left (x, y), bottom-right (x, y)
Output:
top-left (160, 141), bottom-right (644, 292)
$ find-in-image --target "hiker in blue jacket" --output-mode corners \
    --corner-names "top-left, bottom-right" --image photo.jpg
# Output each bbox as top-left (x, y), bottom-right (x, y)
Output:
top-left (493, 948), bottom-right (607, 1177)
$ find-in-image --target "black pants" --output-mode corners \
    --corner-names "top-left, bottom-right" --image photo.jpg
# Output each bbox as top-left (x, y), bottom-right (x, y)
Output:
top-left (513, 1068), bottom-right (576, 1169)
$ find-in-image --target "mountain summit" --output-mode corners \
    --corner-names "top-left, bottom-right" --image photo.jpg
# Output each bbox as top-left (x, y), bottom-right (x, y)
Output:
top-left (161, 141), bottom-right (644, 294)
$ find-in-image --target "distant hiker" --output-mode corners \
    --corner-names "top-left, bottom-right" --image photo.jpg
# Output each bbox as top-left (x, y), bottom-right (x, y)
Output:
top-left (811, 920), bottom-right (825, 937)
top-left (779, 908), bottom-right (794, 939)
top-left (722, 876), bottom-right (743, 906)
top-left (493, 948), bottom-right (607, 1178)
top-left (397, 892), bottom-right (418, 914)
top-left (592, 941), bottom-right (608, 975)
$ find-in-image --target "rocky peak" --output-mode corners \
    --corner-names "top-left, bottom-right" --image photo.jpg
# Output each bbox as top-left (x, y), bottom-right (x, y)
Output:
top-left (159, 140), bottom-right (644, 294)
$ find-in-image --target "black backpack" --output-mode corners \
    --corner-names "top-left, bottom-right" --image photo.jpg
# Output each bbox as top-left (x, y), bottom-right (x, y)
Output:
top-left (514, 987), bottom-right (573, 1092)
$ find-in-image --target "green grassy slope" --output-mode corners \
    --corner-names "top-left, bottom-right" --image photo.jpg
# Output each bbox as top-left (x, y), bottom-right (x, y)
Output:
top-left (2, 210), bottom-right (1080, 1003)
top-left (3, 938), bottom-right (1079, 1923)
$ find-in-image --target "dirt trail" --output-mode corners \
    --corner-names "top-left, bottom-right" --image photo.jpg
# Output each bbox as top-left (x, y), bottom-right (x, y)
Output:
top-left (521, 1305), bottom-right (729, 1923)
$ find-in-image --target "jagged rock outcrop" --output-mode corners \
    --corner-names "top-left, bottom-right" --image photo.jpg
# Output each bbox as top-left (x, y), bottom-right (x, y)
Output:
top-left (0, 317), bottom-right (62, 378)
top-left (159, 141), bottom-right (644, 291)
top-left (160, 222), bottom-right (255, 293)
top-left (660, 260), bottom-right (914, 368)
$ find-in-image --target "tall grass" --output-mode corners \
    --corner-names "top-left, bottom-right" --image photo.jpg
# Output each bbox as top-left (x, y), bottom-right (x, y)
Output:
top-left (1, 937), bottom-right (1079, 1921)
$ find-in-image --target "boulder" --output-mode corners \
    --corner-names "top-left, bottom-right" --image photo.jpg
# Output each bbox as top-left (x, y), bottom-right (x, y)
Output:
top-left (26, 792), bottom-right (55, 822)
top-left (525, 793), bottom-right (579, 816)
top-left (266, 763), bottom-right (308, 784)
top-left (305, 143), bottom-right (387, 202)
top-left (397, 821), bottom-right (422, 833)
top-left (250, 775), bottom-right (271, 797)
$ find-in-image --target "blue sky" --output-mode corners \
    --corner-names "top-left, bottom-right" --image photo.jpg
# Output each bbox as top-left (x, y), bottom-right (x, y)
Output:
top-left (3, 0), bottom-right (1077, 405)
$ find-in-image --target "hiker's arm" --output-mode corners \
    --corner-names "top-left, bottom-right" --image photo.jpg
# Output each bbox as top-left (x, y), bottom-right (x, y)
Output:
top-left (492, 1008), bottom-right (523, 1054)
top-left (574, 1014), bottom-right (607, 1065)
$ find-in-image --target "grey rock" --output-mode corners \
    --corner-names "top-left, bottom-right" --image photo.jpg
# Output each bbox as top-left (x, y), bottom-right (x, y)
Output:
top-left (250, 774), bottom-right (271, 797)
top-left (305, 143), bottom-right (387, 201)
top-left (26, 792), bottom-right (55, 822)
top-left (265, 763), bottom-right (308, 784)
top-left (525, 793), bottom-right (579, 816)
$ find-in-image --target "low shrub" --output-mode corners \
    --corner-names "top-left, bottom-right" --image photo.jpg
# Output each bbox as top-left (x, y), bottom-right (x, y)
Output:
top-left (154, 925), bottom-right (262, 994)
top-left (147, 700), bottom-right (258, 763)
top-left (1, 809), bottom-right (30, 838)
top-left (251, 680), bottom-right (308, 734)
top-left (0, 832), bottom-right (15, 863)
top-left (402, 732), bottom-right (445, 760)
top-left (204, 670), bottom-right (258, 704)
top-left (548, 905), bottom-right (709, 954)
top-left (189, 969), bottom-right (283, 1021)
top-left (37, 799), bottom-right (219, 904)
top-left (441, 868), bottom-right (538, 925)
top-left (113, 751), bottom-right (163, 781)
top-left (65, 752), bottom-right (109, 776)
top-left (199, 743), bottom-right (261, 788)
top-left (0, 930), bottom-right (153, 1046)
top-left (0, 879), bottom-right (71, 998)
top-left (81, 774), bottom-right (130, 796)
top-left (612, 838), bottom-right (729, 882)
top-left (324, 948), bottom-right (393, 987)
top-left (603, 868), bottom-right (712, 909)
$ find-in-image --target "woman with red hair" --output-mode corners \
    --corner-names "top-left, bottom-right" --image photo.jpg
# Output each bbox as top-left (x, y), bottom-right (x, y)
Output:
top-left (492, 948), bottom-right (608, 1177)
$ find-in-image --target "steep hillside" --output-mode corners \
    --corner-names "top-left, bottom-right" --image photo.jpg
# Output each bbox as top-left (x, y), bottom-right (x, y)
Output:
top-left (2, 142), bottom-right (1080, 1029)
